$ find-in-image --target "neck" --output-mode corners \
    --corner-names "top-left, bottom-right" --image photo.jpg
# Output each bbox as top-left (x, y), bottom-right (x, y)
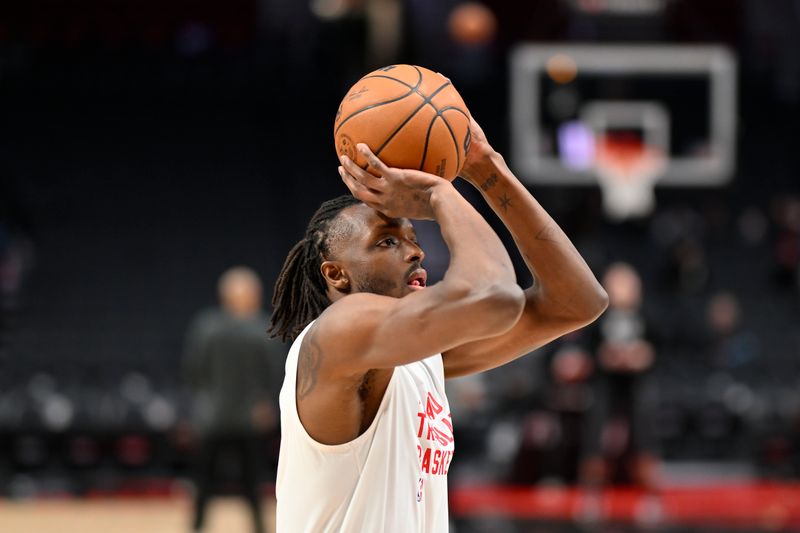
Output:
top-left (326, 286), bottom-right (349, 304)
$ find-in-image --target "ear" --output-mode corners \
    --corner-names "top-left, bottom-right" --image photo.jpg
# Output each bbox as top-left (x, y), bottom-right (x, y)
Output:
top-left (320, 260), bottom-right (350, 292)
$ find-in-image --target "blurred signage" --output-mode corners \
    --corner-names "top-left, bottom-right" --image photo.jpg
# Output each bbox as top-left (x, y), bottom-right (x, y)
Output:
top-left (566, 0), bottom-right (668, 16)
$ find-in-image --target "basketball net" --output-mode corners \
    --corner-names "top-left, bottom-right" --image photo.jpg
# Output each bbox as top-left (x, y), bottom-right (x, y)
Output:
top-left (594, 134), bottom-right (667, 221)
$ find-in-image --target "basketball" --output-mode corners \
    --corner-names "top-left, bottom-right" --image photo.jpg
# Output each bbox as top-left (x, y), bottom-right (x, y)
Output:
top-left (334, 65), bottom-right (472, 181)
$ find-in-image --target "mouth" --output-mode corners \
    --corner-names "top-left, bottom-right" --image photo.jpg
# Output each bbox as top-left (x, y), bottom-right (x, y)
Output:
top-left (406, 269), bottom-right (427, 291)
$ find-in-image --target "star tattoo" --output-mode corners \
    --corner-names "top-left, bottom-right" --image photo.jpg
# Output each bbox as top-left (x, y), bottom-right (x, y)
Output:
top-left (498, 193), bottom-right (512, 212)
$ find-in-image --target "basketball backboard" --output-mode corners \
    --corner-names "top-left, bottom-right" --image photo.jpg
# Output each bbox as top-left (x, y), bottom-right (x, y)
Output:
top-left (510, 44), bottom-right (737, 189)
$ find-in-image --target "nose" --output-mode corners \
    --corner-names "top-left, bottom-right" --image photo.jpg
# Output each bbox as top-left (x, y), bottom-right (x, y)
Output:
top-left (404, 240), bottom-right (425, 264)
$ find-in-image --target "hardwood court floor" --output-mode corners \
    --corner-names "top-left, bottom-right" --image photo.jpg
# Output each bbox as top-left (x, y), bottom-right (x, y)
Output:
top-left (0, 496), bottom-right (276, 533)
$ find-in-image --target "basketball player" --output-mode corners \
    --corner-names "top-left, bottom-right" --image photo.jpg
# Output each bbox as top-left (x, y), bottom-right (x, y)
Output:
top-left (270, 118), bottom-right (608, 532)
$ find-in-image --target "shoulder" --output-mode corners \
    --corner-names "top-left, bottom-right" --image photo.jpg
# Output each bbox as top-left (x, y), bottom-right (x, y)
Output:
top-left (190, 307), bottom-right (222, 324)
top-left (186, 308), bottom-right (225, 337)
top-left (302, 293), bottom-right (396, 376)
top-left (316, 293), bottom-right (397, 332)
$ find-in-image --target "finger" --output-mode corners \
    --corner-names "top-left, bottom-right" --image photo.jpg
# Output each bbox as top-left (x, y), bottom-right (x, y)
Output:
top-left (356, 144), bottom-right (391, 175)
top-left (339, 166), bottom-right (381, 205)
top-left (340, 155), bottom-right (385, 191)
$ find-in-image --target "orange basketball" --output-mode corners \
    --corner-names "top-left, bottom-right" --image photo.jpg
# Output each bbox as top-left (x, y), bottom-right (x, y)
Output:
top-left (334, 65), bottom-right (471, 181)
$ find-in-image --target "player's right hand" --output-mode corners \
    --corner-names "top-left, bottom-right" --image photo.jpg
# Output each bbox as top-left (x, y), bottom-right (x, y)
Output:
top-left (339, 143), bottom-right (450, 220)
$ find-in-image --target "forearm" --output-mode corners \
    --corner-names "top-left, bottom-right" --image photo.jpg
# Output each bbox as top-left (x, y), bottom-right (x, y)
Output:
top-left (430, 181), bottom-right (516, 287)
top-left (465, 151), bottom-right (607, 321)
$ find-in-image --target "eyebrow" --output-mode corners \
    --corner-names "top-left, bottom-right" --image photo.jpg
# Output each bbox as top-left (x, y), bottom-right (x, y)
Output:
top-left (371, 221), bottom-right (416, 236)
top-left (374, 221), bottom-right (402, 231)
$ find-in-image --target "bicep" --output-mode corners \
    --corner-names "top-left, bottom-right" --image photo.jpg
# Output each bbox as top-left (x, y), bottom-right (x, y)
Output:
top-left (442, 293), bottom-right (588, 378)
top-left (317, 285), bottom-right (520, 376)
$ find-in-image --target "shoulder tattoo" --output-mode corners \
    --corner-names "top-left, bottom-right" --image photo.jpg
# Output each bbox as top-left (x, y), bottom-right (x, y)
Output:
top-left (298, 326), bottom-right (323, 400)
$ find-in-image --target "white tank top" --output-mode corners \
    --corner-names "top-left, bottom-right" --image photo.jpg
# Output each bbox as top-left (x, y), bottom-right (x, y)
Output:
top-left (276, 321), bottom-right (454, 533)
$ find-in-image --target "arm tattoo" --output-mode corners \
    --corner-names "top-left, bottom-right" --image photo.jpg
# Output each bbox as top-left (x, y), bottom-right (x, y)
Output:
top-left (297, 326), bottom-right (323, 400)
top-left (498, 193), bottom-right (512, 213)
top-left (535, 223), bottom-right (583, 259)
top-left (535, 223), bottom-right (560, 243)
top-left (480, 173), bottom-right (498, 192)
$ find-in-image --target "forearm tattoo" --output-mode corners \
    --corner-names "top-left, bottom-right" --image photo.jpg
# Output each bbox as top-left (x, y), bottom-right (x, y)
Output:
top-left (498, 193), bottom-right (512, 213)
top-left (480, 173), bottom-right (498, 192)
top-left (535, 223), bottom-right (560, 243)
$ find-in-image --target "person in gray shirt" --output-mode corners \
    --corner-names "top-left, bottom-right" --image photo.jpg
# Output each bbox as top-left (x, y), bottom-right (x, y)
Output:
top-left (183, 266), bottom-right (285, 533)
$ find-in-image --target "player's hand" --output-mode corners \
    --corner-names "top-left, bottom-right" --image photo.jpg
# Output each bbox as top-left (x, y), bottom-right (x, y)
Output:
top-left (458, 115), bottom-right (497, 185)
top-left (339, 143), bottom-right (449, 220)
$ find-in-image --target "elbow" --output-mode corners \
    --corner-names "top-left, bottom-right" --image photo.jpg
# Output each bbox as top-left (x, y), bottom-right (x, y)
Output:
top-left (478, 282), bottom-right (526, 334)
top-left (437, 279), bottom-right (525, 336)
top-left (592, 285), bottom-right (610, 319)
top-left (576, 284), bottom-right (609, 326)
top-left (539, 282), bottom-right (609, 332)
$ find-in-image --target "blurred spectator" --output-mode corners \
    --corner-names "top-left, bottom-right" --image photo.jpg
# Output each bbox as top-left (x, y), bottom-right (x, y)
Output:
top-left (578, 262), bottom-right (661, 523)
top-left (650, 207), bottom-right (710, 294)
top-left (510, 340), bottom-right (594, 485)
top-left (183, 266), bottom-right (285, 533)
top-left (0, 176), bottom-right (36, 329)
top-left (666, 236), bottom-right (710, 294)
top-left (705, 291), bottom-right (759, 373)
top-left (771, 196), bottom-right (800, 291)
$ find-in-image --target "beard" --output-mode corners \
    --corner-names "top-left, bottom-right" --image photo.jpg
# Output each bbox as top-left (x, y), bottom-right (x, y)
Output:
top-left (355, 275), bottom-right (403, 297)
top-left (351, 262), bottom-right (422, 298)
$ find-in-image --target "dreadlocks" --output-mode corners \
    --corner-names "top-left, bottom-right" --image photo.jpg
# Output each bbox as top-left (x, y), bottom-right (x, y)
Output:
top-left (270, 195), bottom-right (363, 341)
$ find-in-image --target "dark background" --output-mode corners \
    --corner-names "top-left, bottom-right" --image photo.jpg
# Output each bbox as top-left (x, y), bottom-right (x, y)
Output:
top-left (1, 0), bottom-right (799, 508)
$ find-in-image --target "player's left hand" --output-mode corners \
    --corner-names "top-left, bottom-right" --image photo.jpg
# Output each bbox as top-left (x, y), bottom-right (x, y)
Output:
top-left (339, 143), bottom-right (450, 220)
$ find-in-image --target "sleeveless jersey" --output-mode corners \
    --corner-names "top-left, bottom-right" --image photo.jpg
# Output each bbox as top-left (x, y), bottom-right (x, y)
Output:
top-left (276, 321), bottom-right (455, 533)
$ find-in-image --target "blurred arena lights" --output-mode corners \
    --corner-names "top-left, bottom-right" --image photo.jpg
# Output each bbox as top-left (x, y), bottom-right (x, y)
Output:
top-left (310, 0), bottom-right (353, 20)
top-left (447, 2), bottom-right (498, 47)
top-left (546, 54), bottom-right (578, 85)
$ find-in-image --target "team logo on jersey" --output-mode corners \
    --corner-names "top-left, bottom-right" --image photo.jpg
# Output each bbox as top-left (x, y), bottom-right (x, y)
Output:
top-left (416, 477), bottom-right (424, 503)
top-left (416, 391), bottom-right (455, 476)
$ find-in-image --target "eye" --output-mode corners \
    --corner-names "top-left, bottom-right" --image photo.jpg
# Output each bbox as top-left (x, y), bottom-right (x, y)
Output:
top-left (377, 237), bottom-right (399, 247)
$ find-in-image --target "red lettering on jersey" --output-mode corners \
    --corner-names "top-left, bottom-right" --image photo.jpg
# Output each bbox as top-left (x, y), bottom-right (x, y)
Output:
top-left (429, 426), bottom-right (453, 447)
top-left (421, 447), bottom-right (431, 473)
top-left (416, 411), bottom-right (426, 438)
top-left (432, 449), bottom-right (442, 475)
top-left (426, 393), bottom-right (443, 419)
top-left (441, 415), bottom-right (453, 434)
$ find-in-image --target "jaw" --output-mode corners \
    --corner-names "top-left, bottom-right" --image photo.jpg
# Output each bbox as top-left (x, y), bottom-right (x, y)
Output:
top-left (349, 268), bottom-right (427, 298)
top-left (353, 276), bottom-right (404, 298)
